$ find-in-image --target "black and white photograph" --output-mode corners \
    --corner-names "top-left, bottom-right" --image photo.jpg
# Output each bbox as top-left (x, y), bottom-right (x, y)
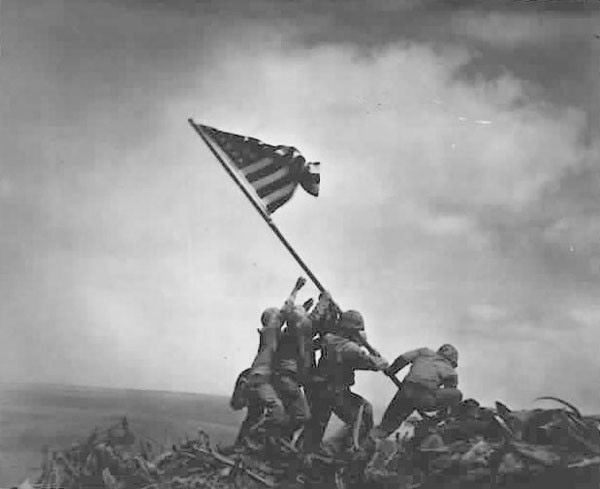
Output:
top-left (1, 0), bottom-right (600, 487)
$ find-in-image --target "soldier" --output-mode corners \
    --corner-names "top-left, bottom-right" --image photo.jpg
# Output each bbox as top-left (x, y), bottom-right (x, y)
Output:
top-left (231, 278), bottom-right (313, 447)
top-left (369, 344), bottom-right (463, 442)
top-left (304, 301), bottom-right (389, 456)
top-left (272, 289), bottom-right (314, 439)
top-left (245, 306), bottom-right (288, 439)
top-left (229, 368), bottom-right (258, 446)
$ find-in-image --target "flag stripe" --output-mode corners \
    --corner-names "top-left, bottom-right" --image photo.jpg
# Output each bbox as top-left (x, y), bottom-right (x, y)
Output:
top-left (240, 157), bottom-right (274, 177)
top-left (245, 155), bottom-right (303, 184)
top-left (266, 192), bottom-right (297, 213)
top-left (245, 161), bottom-right (282, 183)
top-left (267, 198), bottom-right (288, 214)
top-left (262, 182), bottom-right (296, 206)
top-left (252, 168), bottom-right (288, 191)
top-left (256, 175), bottom-right (294, 199)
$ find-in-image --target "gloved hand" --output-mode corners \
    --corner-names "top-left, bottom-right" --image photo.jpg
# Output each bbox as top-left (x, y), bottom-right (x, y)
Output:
top-left (302, 298), bottom-right (314, 311)
top-left (383, 366), bottom-right (396, 377)
top-left (373, 356), bottom-right (389, 371)
top-left (384, 355), bottom-right (409, 376)
top-left (295, 276), bottom-right (307, 290)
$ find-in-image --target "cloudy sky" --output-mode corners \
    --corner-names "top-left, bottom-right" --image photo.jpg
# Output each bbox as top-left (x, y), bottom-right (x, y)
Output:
top-left (1, 0), bottom-right (599, 413)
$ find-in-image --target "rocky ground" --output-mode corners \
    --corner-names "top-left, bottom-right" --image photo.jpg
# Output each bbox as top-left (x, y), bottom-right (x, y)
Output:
top-left (27, 397), bottom-right (600, 489)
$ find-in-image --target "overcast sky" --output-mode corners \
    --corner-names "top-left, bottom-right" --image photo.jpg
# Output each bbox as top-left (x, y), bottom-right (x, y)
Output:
top-left (1, 0), bottom-right (599, 413)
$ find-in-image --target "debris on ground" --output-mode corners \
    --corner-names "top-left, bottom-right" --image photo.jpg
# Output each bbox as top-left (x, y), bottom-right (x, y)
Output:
top-left (34, 398), bottom-right (600, 489)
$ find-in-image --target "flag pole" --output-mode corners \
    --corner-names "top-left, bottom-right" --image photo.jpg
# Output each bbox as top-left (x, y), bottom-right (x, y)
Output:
top-left (189, 119), bottom-right (401, 387)
top-left (188, 118), bottom-right (326, 292)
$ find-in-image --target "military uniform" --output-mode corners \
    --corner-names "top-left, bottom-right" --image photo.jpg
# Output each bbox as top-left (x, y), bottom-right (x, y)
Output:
top-left (243, 308), bottom-right (288, 439)
top-left (305, 332), bottom-right (386, 453)
top-left (234, 303), bottom-right (315, 445)
top-left (272, 305), bottom-right (313, 436)
top-left (230, 368), bottom-right (264, 445)
top-left (371, 346), bottom-right (462, 440)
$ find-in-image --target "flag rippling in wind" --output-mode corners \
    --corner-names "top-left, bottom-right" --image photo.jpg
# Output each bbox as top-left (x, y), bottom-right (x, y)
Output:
top-left (193, 123), bottom-right (320, 214)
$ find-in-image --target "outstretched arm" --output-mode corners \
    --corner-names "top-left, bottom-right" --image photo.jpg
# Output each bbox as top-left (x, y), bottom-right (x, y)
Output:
top-left (385, 355), bottom-right (409, 376)
top-left (337, 341), bottom-right (388, 371)
top-left (385, 348), bottom-right (425, 376)
top-left (282, 277), bottom-right (306, 315)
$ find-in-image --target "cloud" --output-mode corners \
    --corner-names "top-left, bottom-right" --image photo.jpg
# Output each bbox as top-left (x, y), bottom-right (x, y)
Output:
top-left (451, 11), bottom-right (593, 48)
top-left (2, 0), bottom-right (599, 411)
top-left (450, 302), bottom-right (600, 410)
top-left (468, 304), bottom-right (508, 322)
top-left (569, 306), bottom-right (600, 328)
top-left (414, 211), bottom-right (476, 237)
top-left (182, 36), bottom-right (599, 408)
top-left (187, 36), bottom-right (591, 235)
top-left (544, 215), bottom-right (600, 256)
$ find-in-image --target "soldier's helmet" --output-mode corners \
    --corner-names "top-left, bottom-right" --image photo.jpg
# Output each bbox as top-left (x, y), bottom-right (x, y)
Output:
top-left (339, 310), bottom-right (365, 331)
top-left (437, 343), bottom-right (459, 367)
top-left (260, 307), bottom-right (281, 327)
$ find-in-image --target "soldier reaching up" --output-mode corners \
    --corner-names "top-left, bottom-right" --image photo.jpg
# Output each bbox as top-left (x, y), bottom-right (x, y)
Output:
top-left (272, 283), bottom-right (314, 439)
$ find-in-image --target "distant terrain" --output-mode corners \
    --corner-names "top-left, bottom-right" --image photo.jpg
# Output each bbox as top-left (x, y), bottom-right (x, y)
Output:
top-left (0, 383), bottom-right (242, 487)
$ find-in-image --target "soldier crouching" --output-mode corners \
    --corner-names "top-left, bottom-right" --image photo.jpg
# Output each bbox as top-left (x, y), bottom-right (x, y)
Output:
top-left (369, 344), bottom-right (463, 442)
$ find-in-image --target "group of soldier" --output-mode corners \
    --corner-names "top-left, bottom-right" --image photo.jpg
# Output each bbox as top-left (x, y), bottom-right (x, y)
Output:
top-left (229, 277), bottom-right (464, 461)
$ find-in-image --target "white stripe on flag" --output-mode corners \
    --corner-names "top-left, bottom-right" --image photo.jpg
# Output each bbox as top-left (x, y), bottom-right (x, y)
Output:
top-left (252, 168), bottom-right (288, 191)
top-left (240, 157), bottom-right (274, 176)
top-left (263, 182), bottom-right (296, 206)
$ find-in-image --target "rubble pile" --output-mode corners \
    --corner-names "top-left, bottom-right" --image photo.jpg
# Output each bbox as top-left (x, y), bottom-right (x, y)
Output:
top-left (34, 399), bottom-right (600, 489)
top-left (35, 419), bottom-right (276, 489)
top-left (366, 398), bottom-right (600, 488)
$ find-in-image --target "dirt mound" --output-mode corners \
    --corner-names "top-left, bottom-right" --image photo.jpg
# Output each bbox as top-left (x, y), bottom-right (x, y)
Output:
top-left (31, 400), bottom-right (600, 489)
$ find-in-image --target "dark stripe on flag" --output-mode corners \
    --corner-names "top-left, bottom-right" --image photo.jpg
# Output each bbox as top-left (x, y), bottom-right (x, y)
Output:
top-left (237, 157), bottom-right (275, 177)
top-left (267, 195), bottom-right (293, 214)
top-left (245, 162), bottom-right (282, 183)
top-left (256, 175), bottom-right (294, 199)
top-left (267, 188), bottom-right (294, 212)
top-left (245, 154), bottom-right (302, 184)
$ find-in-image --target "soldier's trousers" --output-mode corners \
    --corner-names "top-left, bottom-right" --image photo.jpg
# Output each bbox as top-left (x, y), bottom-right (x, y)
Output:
top-left (239, 374), bottom-right (309, 443)
top-left (235, 403), bottom-right (263, 445)
top-left (249, 378), bottom-right (287, 428)
top-left (305, 381), bottom-right (373, 453)
top-left (370, 382), bottom-right (463, 440)
top-left (273, 373), bottom-right (310, 436)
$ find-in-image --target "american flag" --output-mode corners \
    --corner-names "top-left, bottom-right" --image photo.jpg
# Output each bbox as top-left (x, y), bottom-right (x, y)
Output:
top-left (193, 123), bottom-right (320, 214)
